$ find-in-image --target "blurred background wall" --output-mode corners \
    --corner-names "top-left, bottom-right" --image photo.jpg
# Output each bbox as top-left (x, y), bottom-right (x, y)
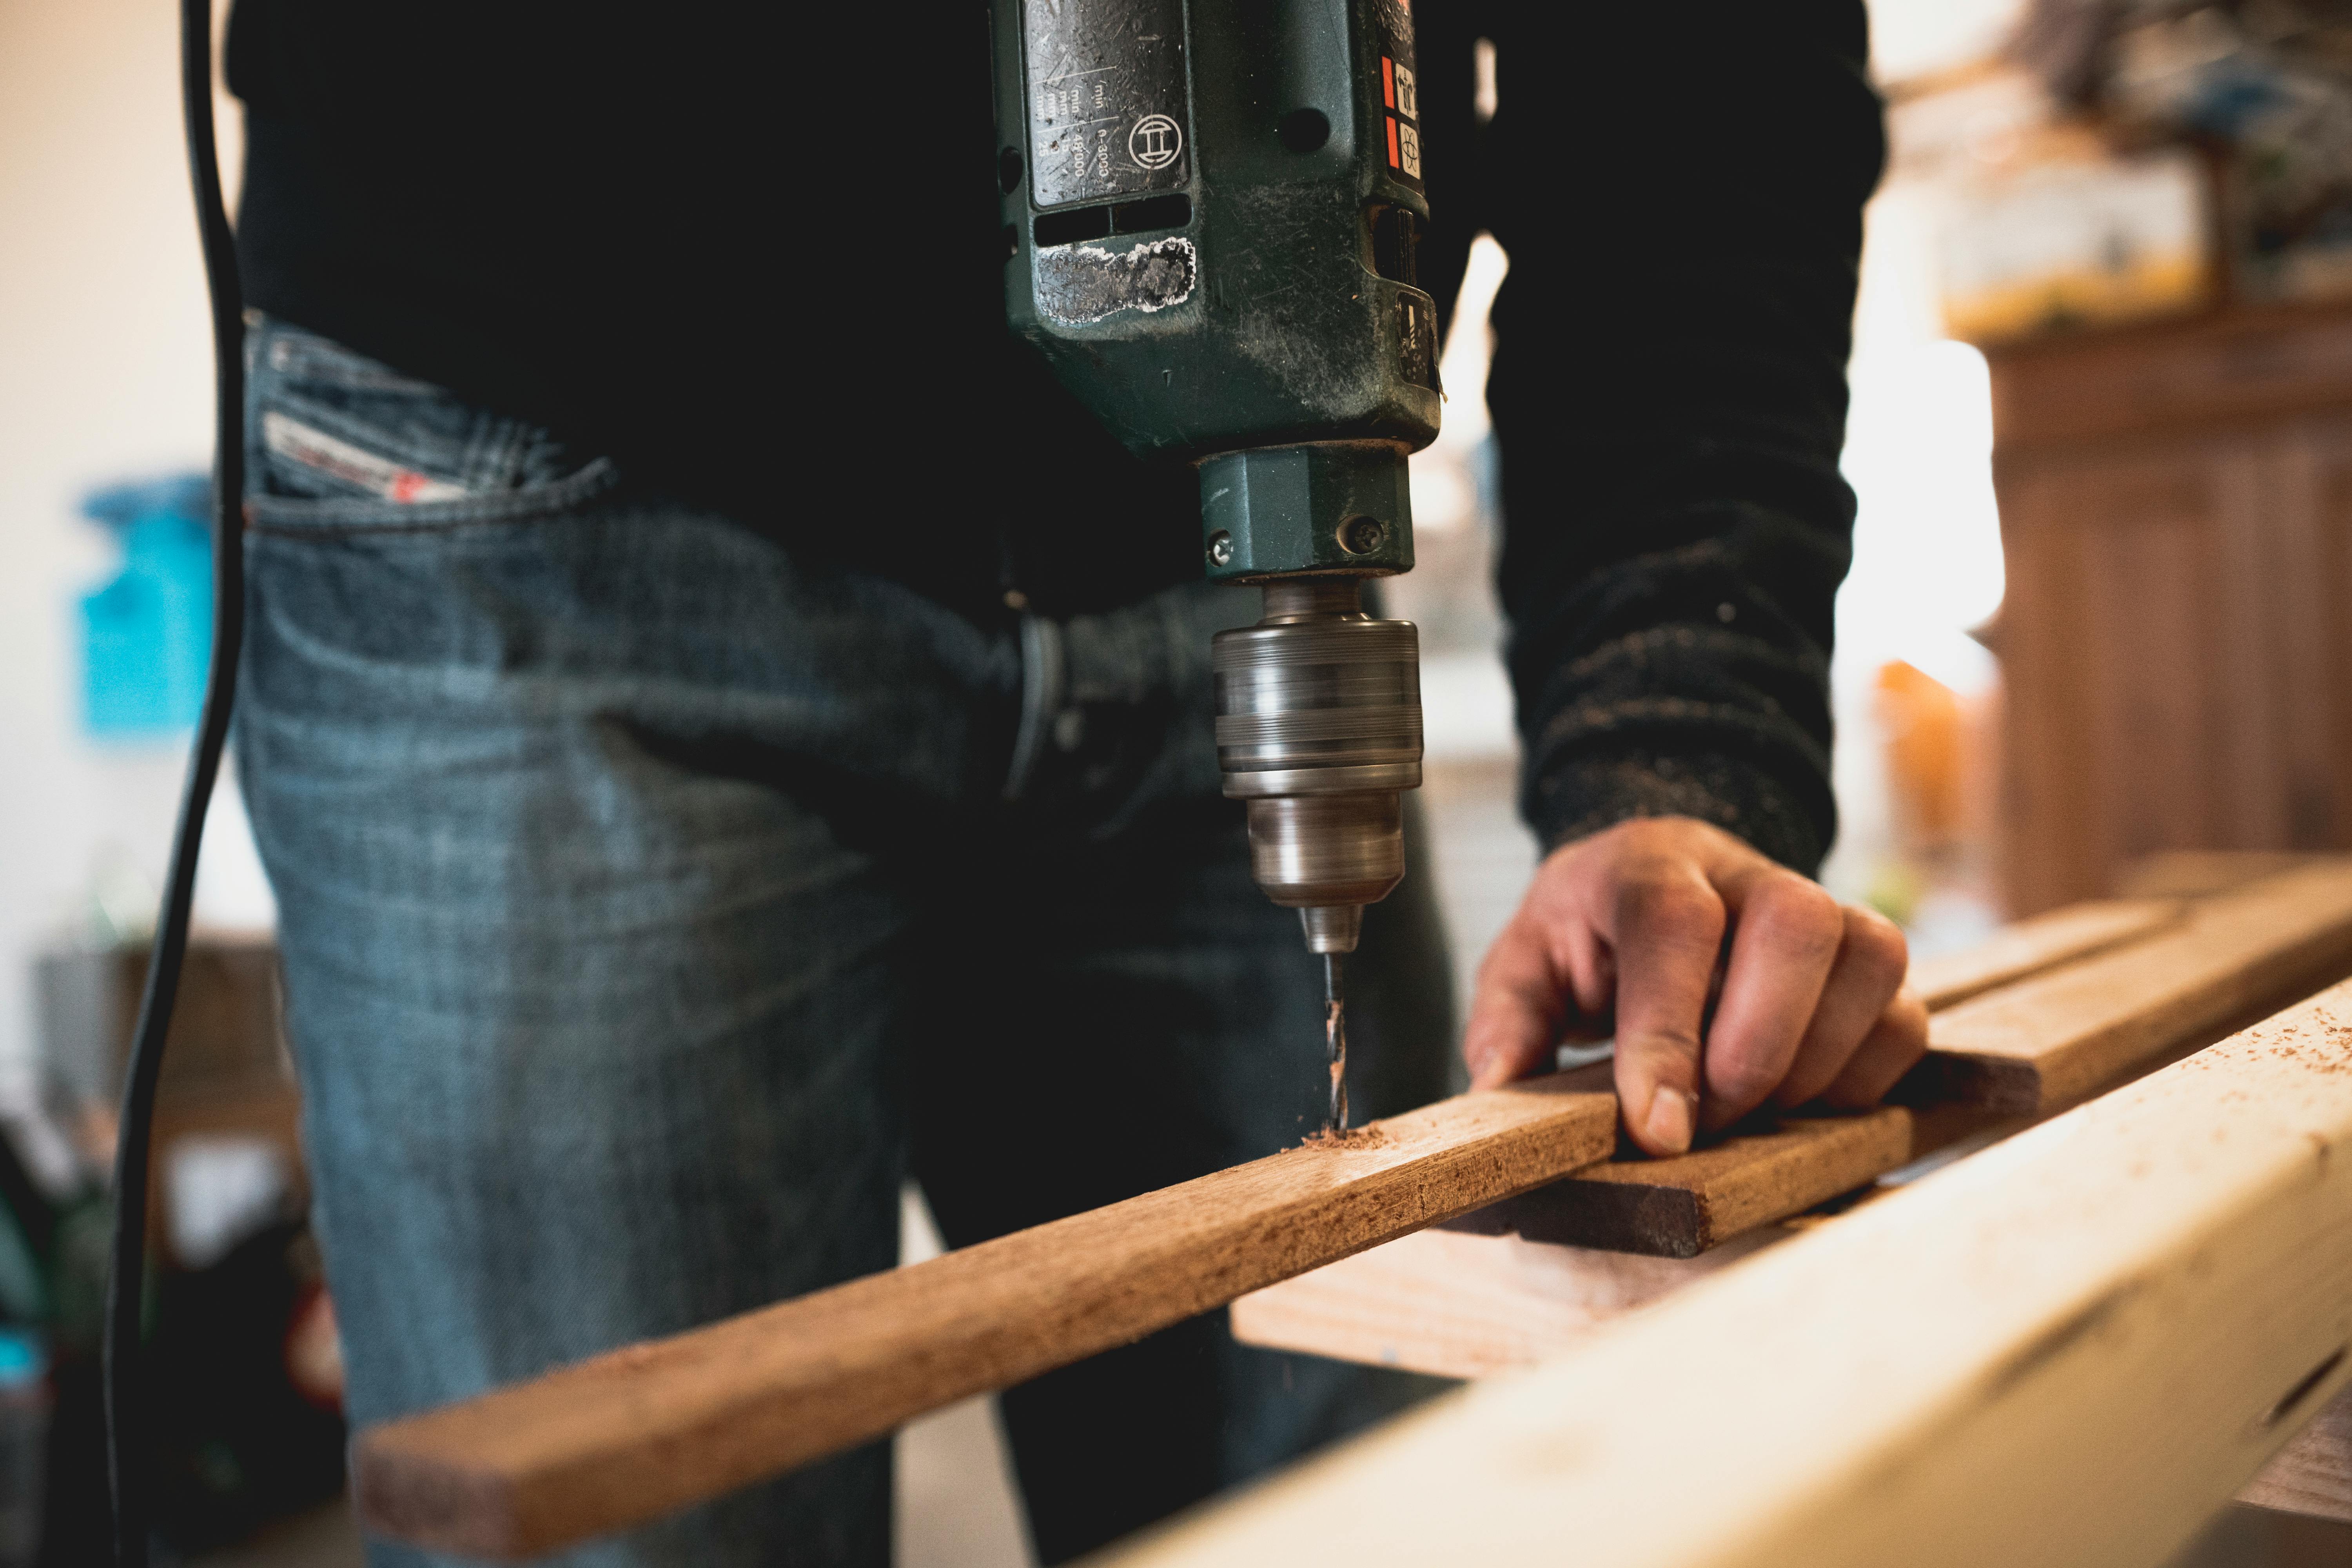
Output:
top-left (0, 0), bottom-right (270, 1097)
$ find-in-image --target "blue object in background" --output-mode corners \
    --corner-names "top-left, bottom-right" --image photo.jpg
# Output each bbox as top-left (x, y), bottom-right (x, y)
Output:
top-left (78, 474), bottom-right (213, 738)
top-left (0, 1326), bottom-right (45, 1568)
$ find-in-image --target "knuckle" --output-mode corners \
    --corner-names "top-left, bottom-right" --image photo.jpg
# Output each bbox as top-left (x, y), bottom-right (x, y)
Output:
top-left (1749, 878), bottom-right (1843, 958)
top-left (1843, 907), bottom-right (1910, 979)
top-left (1613, 869), bottom-right (1724, 943)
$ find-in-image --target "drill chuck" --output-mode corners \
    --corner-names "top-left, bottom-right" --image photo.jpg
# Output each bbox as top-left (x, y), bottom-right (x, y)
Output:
top-left (1212, 578), bottom-right (1423, 954)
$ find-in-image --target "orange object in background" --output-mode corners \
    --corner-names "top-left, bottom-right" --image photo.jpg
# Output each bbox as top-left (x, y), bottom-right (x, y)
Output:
top-left (1876, 659), bottom-right (1966, 857)
top-left (1864, 659), bottom-right (2005, 932)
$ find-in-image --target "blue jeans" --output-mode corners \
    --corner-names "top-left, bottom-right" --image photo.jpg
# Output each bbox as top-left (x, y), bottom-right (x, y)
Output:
top-left (234, 318), bottom-right (1457, 1565)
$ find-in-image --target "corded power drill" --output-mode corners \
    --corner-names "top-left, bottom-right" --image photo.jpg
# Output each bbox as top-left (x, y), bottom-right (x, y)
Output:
top-left (993, 0), bottom-right (1440, 1123)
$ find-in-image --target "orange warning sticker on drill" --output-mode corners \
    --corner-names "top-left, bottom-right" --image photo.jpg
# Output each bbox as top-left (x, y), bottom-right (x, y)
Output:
top-left (1376, 0), bottom-right (1422, 192)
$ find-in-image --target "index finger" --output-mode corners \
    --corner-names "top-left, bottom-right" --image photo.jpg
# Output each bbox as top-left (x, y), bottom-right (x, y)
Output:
top-left (1603, 861), bottom-right (1726, 1156)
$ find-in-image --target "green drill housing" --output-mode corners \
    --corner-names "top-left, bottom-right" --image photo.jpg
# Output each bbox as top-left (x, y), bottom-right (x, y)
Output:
top-left (991, 0), bottom-right (1444, 580)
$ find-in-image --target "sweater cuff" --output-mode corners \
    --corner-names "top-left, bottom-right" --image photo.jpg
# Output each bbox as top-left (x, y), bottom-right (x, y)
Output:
top-left (1521, 746), bottom-right (1833, 875)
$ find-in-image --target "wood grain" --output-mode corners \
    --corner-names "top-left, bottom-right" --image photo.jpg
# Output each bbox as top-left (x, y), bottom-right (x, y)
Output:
top-left (1907, 897), bottom-right (2180, 1009)
top-left (1986, 299), bottom-right (2352, 454)
top-left (1987, 303), bottom-right (2352, 914)
top-left (2240, 1383), bottom-right (2352, 1523)
top-left (2112, 850), bottom-right (2325, 900)
top-left (1229, 1225), bottom-right (1781, 1379)
top-left (1921, 859), bottom-right (2352, 1113)
top-left (352, 1074), bottom-right (1616, 1560)
top-left (1103, 981), bottom-right (2352, 1568)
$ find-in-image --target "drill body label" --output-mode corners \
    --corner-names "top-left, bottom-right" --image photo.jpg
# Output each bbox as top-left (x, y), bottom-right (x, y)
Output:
top-left (1376, 0), bottom-right (1423, 191)
top-left (1022, 0), bottom-right (1191, 208)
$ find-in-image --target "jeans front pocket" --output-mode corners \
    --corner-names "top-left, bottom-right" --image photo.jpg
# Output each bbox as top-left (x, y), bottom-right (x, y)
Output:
top-left (243, 316), bottom-right (618, 535)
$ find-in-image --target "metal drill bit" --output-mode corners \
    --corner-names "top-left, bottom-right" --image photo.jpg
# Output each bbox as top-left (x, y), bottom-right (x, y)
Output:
top-left (1323, 951), bottom-right (1350, 1136)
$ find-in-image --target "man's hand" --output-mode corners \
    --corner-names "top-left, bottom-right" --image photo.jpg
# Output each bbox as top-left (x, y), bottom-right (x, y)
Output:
top-left (1462, 817), bottom-right (1928, 1156)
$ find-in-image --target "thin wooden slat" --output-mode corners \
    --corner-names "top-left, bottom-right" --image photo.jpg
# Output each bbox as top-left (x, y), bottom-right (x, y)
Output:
top-left (352, 1073), bottom-right (1616, 1561)
top-left (1101, 980), bottom-right (2352, 1568)
top-left (1453, 1105), bottom-right (1918, 1258)
top-left (1908, 897), bottom-right (2180, 1009)
top-left (2111, 849), bottom-right (2323, 899)
top-left (1923, 859), bottom-right (2352, 1113)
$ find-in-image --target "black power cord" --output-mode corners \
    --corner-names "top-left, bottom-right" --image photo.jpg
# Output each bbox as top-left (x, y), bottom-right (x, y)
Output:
top-left (105, 0), bottom-right (247, 1559)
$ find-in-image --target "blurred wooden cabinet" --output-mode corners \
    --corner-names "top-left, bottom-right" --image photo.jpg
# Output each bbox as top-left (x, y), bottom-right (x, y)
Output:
top-left (1988, 304), bottom-right (2352, 913)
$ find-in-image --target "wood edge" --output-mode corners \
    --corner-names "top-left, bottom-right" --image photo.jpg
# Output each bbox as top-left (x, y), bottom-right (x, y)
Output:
top-left (1898, 1050), bottom-right (2046, 1117)
top-left (1504, 1179), bottom-right (1708, 1259)
top-left (1694, 1113), bottom-right (1915, 1242)
top-left (1921, 906), bottom-right (2352, 1117)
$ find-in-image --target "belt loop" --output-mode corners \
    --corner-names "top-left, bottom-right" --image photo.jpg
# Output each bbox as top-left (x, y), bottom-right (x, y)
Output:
top-left (1002, 612), bottom-right (1067, 802)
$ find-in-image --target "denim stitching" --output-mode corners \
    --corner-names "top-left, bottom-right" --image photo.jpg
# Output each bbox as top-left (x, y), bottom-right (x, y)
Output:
top-left (263, 325), bottom-right (445, 395)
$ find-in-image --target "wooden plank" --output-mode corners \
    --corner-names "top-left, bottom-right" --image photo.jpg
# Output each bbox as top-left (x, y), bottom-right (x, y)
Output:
top-left (2112, 849), bottom-right (2324, 898)
top-left (351, 1073), bottom-right (1616, 1561)
top-left (1229, 1226), bottom-right (1780, 1380)
top-left (2240, 1383), bottom-right (2352, 1524)
top-left (1907, 898), bottom-right (2180, 1010)
top-left (1101, 980), bottom-right (2352, 1568)
top-left (1454, 1105), bottom-right (1918, 1258)
top-left (1920, 859), bottom-right (2352, 1113)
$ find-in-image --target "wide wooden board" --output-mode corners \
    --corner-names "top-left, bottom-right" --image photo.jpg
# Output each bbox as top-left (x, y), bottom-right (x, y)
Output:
top-left (1104, 981), bottom-right (2352, 1568)
top-left (1243, 1221), bottom-right (2352, 1530)
top-left (352, 1074), bottom-right (1616, 1560)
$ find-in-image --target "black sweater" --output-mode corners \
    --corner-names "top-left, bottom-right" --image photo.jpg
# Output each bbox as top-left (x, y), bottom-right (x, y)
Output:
top-left (226, 1), bottom-right (1882, 872)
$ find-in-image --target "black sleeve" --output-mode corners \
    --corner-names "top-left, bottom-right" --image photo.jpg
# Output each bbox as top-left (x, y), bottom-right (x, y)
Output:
top-left (1427, 1), bottom-right (1884, 873)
